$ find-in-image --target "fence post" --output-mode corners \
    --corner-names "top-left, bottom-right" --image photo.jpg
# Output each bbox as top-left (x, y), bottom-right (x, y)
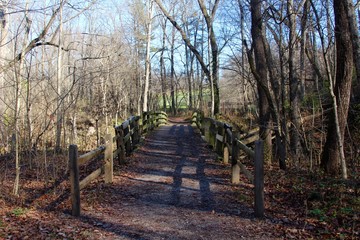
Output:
top-left (192, 112), bottom-right (197, 125)
top-left (223, 125), bottom-right (231, 165)
top-left (151, 112), bottom-right (155, 129)
top-left (209, 120), bottom-right (216, 148)
top-left (223, 146), bottom-right (229, 165)
top-left (231, 133), bottom-right (240, 184)
top-left (124, 124), bottom-right (131, 156)
top-left (69, 144), bottom-right (80, 216)
top-left (216, 123), bottom-right (225, 155)
top-left (142, 112), bottom-right (147, 133)
top-left (203, 119), bottom-right (210, 142)
top-left (254, 140), bottom-right (264, 218)
top-left (115, 127), bottom-right (125, 164)
top-left (134, 117), bottom-right (140, 144)
top-left (104, 134), bottom-right (113, 183)
top-left (129, 118), bottom-right (134, 148)
top-left (197, 111), bottom-right (202, 131)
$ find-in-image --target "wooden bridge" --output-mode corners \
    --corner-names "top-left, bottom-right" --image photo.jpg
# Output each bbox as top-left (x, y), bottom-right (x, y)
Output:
top-left (67, 111), bottom-right (271, 239)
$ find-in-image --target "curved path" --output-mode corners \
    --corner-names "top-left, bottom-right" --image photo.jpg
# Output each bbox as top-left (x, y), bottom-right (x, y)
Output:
top-left (79, 119), bottom-right (279, 239)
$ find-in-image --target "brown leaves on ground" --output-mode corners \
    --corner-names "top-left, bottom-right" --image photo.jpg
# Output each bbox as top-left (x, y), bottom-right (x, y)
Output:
top-left (234, 162), bottom-right (359, 239)
top-left (0, 122), bottom-right (359, 239)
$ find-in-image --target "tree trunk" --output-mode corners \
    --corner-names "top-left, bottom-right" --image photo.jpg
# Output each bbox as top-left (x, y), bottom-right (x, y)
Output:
top-left (321, 0), bottom-right (353, 178)
top-left (160, 18), bottom-right (167, 112)
top-left (250, 0), bottom-right (273, 165)
top-left (0, 7), bottom-right (7, 118)
top-left (345, 1), bottom-right (360, 94)
top-left (197, 0), bottom-right (220, 116)
top-left (300, 0), bottom-right (310, 99)
top-left (288, 0), bottom-right (302, 165)
top-left (185, 42), bottom-right (193, 109)
top-left (143, 0), bottom-right (153, 112)
top-left (170, 24), bottom-right (176, 115)
top-left (154, 0), bottom-right (220, 115)
top-left (13, 1), bottom-right (31, 195)
top-left (55, 1), bottom-right (64, 153)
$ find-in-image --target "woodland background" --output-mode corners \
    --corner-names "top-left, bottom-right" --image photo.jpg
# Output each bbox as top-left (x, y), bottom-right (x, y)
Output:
top-left (0, 0), bottom-right (359, 238)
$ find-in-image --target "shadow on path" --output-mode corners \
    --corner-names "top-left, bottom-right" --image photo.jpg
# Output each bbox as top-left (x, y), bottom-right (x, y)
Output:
top-left (71, 120), bottom-right (279, 240)
top-left (125, 122), bottom-right (226, 213)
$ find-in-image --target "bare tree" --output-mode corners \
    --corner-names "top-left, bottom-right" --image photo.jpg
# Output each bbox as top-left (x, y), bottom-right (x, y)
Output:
top-left (321, 0), bottom-right (353, 179)
top-left (154, 0), bottom-right (221, 116)
top-left (143, 0), bottom-right (154, 112)
top-left (249, 0), bottom-right (274, 166)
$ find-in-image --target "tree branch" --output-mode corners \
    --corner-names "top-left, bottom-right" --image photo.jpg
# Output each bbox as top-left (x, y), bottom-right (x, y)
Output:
top-left (153, 0), bottom-right (210, 77)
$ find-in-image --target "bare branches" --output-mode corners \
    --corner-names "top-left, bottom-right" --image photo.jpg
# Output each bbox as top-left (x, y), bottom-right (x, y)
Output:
top-left (153, 0), bottom-right (210, 76)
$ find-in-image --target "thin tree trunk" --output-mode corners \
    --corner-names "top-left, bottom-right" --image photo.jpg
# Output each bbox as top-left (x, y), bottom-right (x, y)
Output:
top-left (170, 24), bottom-right (176, 115)
top-left (154, 0), bottom-right (220, 115)
top-left (197, 0), bottom-right (220, 116)
top-left (346, 1), bottom-right (360, 93)
top-left (13, 1), bottom-right (31, 195)
top-left (300, 0), bottom-right (310, 99)
top-left (143, 0), bottom-right (153, 112)
top-left (250, 0), bottom-right (273, 166)
top-left (25, 53), bottom-right (33, 167)
top-left (55, 1), bottom-right (64, 153)
top-left (160, 18), bottom-right (167, 111)
top-left (185, 43), bottom-right (193, 109)
top-left (288, 0), bottom-right (302, 165)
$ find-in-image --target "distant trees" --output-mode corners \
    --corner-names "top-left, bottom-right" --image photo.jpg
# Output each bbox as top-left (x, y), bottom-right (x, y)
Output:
top-left (0, 0), bottom-right (150, 192)
top-left (0, 0), bottom-right (358, 185)
top-left (154, 0), bottom-right (221, 116)
top-left (243, 0), bottom-right (358, 177)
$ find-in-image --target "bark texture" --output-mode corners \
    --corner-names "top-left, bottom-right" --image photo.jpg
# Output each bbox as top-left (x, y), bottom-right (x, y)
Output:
top-left (321, 0), bottom-right (353, 176)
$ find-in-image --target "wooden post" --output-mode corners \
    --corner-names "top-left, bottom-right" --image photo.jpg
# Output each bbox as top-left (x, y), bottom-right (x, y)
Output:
top-left (129, 118), bottom-right (136, 147)
top-left (231, 133), bottom-right (240, 184)
top-left (216, 123), bottom-right (225, 155)
top-left (209, 120), bottom-right (216, 148)
top-left (203, 119), bottom-right (211, 142)
top-left (69, 144), bottom-right (80, 216)
top-left (129, 118), bottom-right (135, 150)
top-left (104, 134), bottom-right (113, 184)
top-left (223, 124), bottom-right (231, 164)
top-left (196, 111), bottom-right (201, 128)
top-left (192, 112), bottom-right (197, 126)
top-left (124, 125), bottom-right (131, 156)
top-left (134, 117), bottom-right (140, 144)
top-left (115, 127), bottom-right (125, 164)
top-left (142, 112), bottom-right (148, 133)
top-left (151, 112), bottom-right (155, 129)
top-left (254, 140), bottom-right (264, 218)
top-left (223, 146), bottom-right (229, 164)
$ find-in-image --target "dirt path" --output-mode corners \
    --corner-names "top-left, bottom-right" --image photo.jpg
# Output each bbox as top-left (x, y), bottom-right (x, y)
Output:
top-left (75, 119), bottom-right (280, 239)
top-left (1, 118), bottom-right (356, 239)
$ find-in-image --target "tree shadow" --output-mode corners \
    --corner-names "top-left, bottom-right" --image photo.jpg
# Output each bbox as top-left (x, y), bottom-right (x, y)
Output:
top-left (78, 214), bottom-right (172, 240)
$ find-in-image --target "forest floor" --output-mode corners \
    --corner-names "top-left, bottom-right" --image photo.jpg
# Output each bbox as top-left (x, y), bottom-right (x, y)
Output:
top-left (0, 117), bottom-right (359, 239)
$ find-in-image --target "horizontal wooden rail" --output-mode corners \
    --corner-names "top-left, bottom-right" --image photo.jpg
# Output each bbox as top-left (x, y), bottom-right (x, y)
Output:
top-left (69, 134), bottom-right (113, 217)
top-left (78, 146), bottom-right (105, 166)
top-left (69, 111), bottom-right (168, 217)
top-left (192, 110), bottom-right (264, 218)
top-left (79, 167), bottom-right (102, 190)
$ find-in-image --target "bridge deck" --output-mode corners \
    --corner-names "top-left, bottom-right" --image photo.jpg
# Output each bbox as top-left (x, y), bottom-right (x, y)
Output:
top-left (80, 119), bottom-right (277, 239)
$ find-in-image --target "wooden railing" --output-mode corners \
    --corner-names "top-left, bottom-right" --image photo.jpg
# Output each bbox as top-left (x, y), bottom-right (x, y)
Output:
top-left (142, 111), bottom-right (168, 133)
top-left (69, 111), bottom-right (168, 216)
top-left (114, 116), bottom-right (141, 164)
top-left (192, 111), bottom-right (264, 218)
top-left (69, 134), bottom-right (113, 217)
